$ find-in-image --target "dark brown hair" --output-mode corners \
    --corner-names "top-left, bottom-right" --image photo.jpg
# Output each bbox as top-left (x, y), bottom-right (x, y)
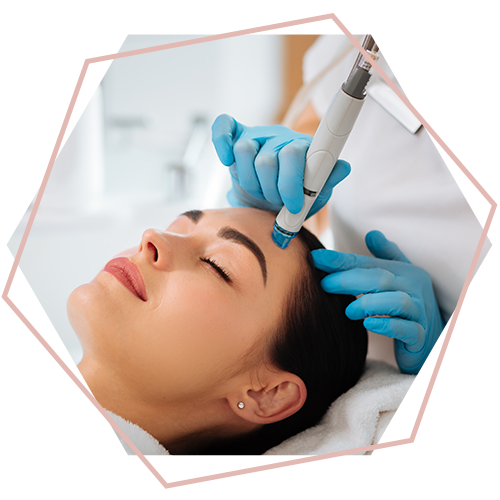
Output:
top-left (189, 226), bottom-right (368, 454)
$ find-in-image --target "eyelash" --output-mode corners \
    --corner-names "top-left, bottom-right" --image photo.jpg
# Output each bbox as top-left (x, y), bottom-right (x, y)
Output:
top-left (200, 257), bottom-right (232, 283)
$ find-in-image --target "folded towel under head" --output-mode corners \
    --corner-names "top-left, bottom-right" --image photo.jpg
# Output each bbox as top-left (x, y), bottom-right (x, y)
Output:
top-left (264, 359), bottom-right (415, 455)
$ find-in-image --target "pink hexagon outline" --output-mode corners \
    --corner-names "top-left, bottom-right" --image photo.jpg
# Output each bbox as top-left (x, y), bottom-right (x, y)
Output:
top-left (2, 12), bottom-right (496, 490)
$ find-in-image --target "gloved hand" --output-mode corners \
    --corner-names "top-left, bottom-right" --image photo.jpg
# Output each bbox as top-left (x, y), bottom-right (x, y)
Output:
top-left (211, 114), bottom-right (351, 216)
top-left (311, 230), bottom-right (445, 374)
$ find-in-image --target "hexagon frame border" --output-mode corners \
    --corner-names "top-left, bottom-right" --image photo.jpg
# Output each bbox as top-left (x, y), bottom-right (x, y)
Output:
top-left (2, 14), bottom-right (497, 489)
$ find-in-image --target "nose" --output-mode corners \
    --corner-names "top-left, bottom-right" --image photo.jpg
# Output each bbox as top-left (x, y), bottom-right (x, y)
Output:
top-left (139, 228), bottom-right (190, 271)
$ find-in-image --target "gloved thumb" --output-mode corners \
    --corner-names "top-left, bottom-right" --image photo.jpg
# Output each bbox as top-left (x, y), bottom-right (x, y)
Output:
top-left (321, 159), bottom-right (351, 195)
top-left (365, 230), bottom-right (411, 264)
top-left (309, 159), bottom-right (351, 218)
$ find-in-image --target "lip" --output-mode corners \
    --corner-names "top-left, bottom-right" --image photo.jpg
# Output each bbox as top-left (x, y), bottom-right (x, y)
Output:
top-left (103, 257), bottom-right (148, 302)
top-left (481, 33), bottom-right (495, 48)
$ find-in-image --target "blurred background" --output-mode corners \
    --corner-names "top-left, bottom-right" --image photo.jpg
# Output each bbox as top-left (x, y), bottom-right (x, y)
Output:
top-left (8, 34), bottom-right (319, 364)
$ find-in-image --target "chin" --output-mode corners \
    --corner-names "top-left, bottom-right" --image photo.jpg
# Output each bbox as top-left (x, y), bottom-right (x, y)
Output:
top-left (68, 277), bottom-right (142, 359)
top-left (67, 280), bottom-right (112, 352)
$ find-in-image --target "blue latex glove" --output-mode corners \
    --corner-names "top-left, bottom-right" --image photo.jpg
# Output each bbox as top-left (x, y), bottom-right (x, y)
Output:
top-left (311, 230), bottom-right (445, 374)
top-left (211, 114), bottom-right (351, 216)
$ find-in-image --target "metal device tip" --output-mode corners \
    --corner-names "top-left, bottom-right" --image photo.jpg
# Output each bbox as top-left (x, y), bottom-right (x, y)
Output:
top-left (272, 222), bottom-right (297, 249)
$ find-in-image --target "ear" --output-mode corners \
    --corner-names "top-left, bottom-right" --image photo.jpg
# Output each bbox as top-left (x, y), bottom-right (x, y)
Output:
top-left (229, 370), bottom-right (307, 425)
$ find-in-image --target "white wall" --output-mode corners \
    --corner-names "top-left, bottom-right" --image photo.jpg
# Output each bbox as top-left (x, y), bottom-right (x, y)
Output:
top-left (103, 34), bottom-right (284, 203)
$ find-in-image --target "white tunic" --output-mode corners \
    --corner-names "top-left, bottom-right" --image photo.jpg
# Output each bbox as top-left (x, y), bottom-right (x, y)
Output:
top-left (303, 36), bottom-right (490, 364)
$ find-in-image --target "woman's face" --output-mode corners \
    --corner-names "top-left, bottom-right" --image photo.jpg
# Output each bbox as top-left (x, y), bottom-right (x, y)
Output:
top-left (68, 208), bottom-right (305, 407)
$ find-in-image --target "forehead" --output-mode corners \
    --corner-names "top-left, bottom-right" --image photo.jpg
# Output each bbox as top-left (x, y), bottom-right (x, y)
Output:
top-left (202, 207), bottom-right (306, 282)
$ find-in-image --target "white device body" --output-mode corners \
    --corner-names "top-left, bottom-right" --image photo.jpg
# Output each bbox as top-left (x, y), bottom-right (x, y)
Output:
top-left (276, 88), bottom-right (365, 233)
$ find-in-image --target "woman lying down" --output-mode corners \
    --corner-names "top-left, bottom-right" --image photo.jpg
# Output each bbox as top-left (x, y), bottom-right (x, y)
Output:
top-left (68, 207), bottom-right (369, 455)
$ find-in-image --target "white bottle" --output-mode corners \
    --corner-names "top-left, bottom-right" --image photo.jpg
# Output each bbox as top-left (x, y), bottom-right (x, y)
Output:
top-left (5, 77), bottom-right (16, 205)
top-left (16, 33), bottom-right (104, 211)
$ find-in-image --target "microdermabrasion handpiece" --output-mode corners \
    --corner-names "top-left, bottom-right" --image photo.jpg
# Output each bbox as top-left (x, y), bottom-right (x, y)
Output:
top-left (272, 35), bottom-right (380, 249)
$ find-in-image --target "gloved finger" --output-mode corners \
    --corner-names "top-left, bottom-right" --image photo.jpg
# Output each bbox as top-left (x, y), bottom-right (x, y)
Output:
top-left (365, 230), bottom-right (411, 264)
top-left (228, 162), bottom-right (239, 182)
top-left (323, 159), bottom-right (351, 191)
top-left (233, 138), bottom-right (263, 199)
top-left (254, 143), bottom-right (282, 207)
top-left (277, 139), bottom-right (310, 214)
top-left (363, 317), bottom-right (426, 352)
top-left (320, 268), bottom-right (401, 295)
top-left (345, 291), bottom-right (423, 325)
top-left (309, 159), bottom-right (351, 218)
top-left (211, 114), bottom-right (241, 166)
top-left (311, 248), bottom-right (398, 274)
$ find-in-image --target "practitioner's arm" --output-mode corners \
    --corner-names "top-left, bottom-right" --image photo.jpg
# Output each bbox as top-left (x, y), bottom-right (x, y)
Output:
top-left (291, 101), bottom-right (321, 136)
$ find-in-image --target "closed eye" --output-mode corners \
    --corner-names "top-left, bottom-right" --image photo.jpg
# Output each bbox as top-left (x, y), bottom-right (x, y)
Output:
top-left (200, 257), bottom-right (232, 283)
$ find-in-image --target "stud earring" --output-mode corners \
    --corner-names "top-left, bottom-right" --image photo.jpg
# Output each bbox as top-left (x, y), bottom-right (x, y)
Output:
top-left (237, 402), bottom-right (245, 409)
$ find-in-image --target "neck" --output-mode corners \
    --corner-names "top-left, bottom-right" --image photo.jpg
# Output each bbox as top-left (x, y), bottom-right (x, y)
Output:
top-left (77, 356), bottom-right (258, 454)
top-left (451, 42), bottom-right (494, 155)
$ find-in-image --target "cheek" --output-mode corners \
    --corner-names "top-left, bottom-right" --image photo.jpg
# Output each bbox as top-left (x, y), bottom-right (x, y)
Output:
top-left (154, 281), bottom-right (247, 351)
top-left (139, 280), bottom-right (269, 387)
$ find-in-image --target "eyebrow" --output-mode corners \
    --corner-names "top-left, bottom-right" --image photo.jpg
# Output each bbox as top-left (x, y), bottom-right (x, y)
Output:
top-left (181, 209), bottom-right (204, 223)
top-left (180, 210), bottom-right (268, 286)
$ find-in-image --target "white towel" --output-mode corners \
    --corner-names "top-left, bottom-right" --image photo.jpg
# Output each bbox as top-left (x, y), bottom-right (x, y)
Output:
top-left (264, 359), bottom-right (415, 455)
top-left (5, 389), bottom-right (171, 457)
